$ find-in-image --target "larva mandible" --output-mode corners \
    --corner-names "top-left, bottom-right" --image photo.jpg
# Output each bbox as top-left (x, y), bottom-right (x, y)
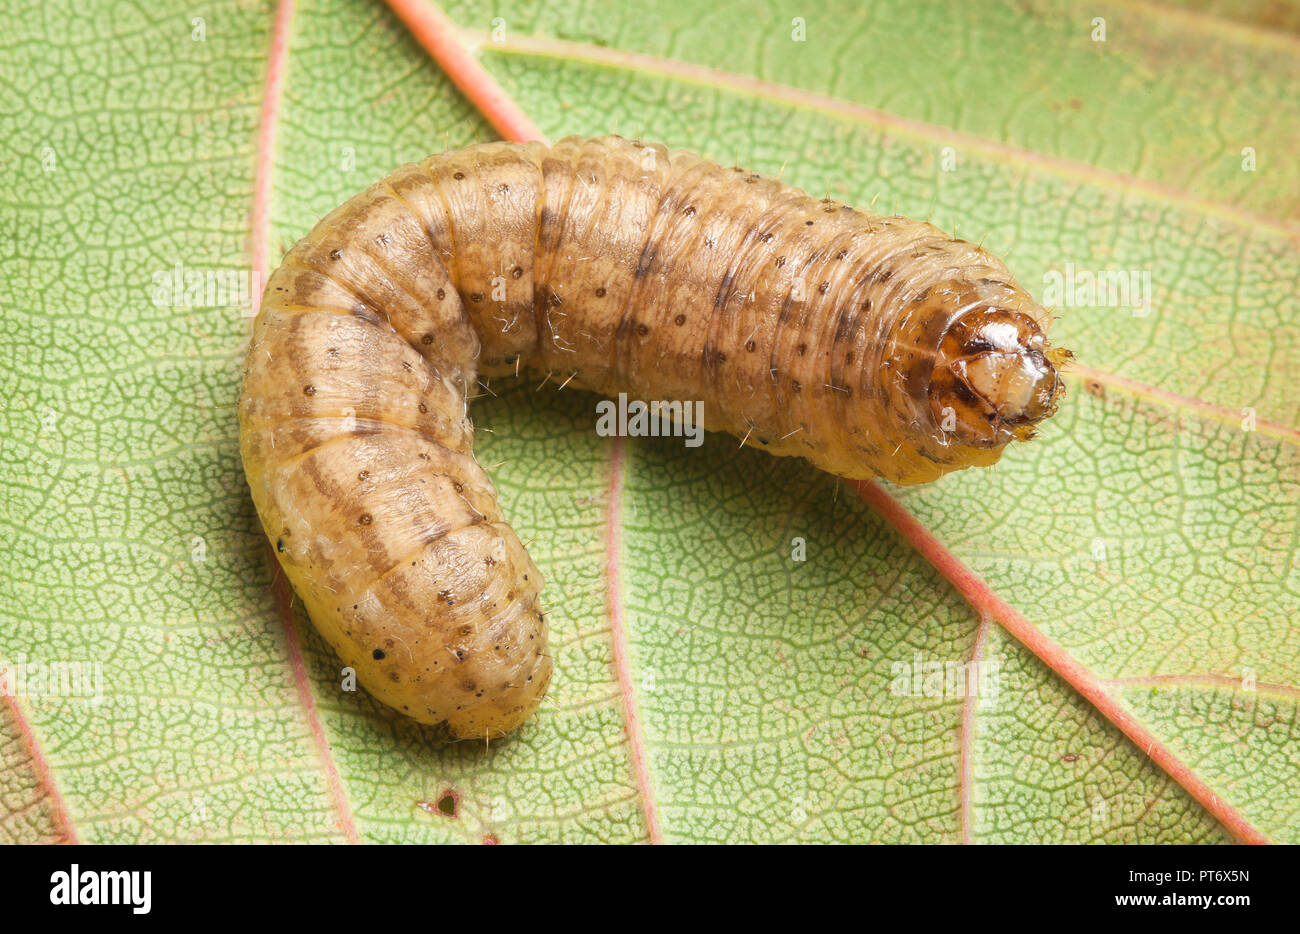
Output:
top-left (239, 135), bottom-right (1069, 740)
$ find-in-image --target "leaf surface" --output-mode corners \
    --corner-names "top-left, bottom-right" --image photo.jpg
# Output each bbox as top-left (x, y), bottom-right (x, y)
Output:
top-left (1, 0), bottom-right (1295, 843)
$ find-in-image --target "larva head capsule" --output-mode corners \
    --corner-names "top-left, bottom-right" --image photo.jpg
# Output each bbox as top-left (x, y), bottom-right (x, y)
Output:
top-left (885, 278), bottom-right (1069, 463)
top-left (928, 302), bottom-right (1069, 447)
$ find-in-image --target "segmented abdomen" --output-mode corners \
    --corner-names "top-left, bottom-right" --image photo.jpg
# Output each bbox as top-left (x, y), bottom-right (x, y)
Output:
top-left (239, 135), bottom-right (1062, 738)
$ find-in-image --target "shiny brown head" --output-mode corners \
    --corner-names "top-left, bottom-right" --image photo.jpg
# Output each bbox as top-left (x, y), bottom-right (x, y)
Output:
top-left (927, 292), bottom-right (1070, 448)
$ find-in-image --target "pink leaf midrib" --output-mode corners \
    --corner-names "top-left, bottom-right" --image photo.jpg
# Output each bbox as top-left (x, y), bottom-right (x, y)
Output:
top-left (855, 481), bottom-right (1272, 845)
top-left (604, 437), bottom-right (666, 843)
top-left (1068, 364), bottom-right (1300, 447)
top-left (254, 0), bottom-right (360, 846)
top-left (1, 690), bottom-right (79, 844)
top-left (249, 0), bottom-right (295, 320)
top-left (959, 615), bottom-right (992, 845)
top-left (269, 558), bottom-right (362, 845)
top-left (385, 0), bottom-right (549, 145)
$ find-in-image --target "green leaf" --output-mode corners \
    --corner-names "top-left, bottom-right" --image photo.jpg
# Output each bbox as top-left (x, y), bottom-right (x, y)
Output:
top-left (1, 0), bottom-right (1295, 843)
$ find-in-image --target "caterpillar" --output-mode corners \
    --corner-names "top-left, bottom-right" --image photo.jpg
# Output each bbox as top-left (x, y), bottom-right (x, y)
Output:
top-left (238, 135), bottom-right (1069, 740)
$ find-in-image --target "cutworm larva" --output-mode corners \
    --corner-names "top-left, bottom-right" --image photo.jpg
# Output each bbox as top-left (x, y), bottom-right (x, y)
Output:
top-left (239, 135), bottom-right (1069, 739)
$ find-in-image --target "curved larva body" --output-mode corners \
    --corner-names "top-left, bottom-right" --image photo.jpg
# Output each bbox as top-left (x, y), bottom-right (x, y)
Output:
top-left (239, 135), bottom-right (1067, 739)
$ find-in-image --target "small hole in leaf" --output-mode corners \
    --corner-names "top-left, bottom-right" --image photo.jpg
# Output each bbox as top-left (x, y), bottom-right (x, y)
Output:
top-left (436, 790), bottom-right (458, 817)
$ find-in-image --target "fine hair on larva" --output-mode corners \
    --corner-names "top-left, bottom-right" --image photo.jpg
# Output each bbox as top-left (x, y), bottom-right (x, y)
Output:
top-left (238, 135), bottom-right (1070, 740)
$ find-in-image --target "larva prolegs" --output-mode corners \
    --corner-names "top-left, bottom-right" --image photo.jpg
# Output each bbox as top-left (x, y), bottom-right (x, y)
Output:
top-left (240, 134), bottom-right (1066, 739)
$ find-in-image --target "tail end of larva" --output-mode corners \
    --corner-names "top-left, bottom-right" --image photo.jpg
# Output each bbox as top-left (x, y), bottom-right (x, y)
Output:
top-left (443, 651), bottom-right (554, 741)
